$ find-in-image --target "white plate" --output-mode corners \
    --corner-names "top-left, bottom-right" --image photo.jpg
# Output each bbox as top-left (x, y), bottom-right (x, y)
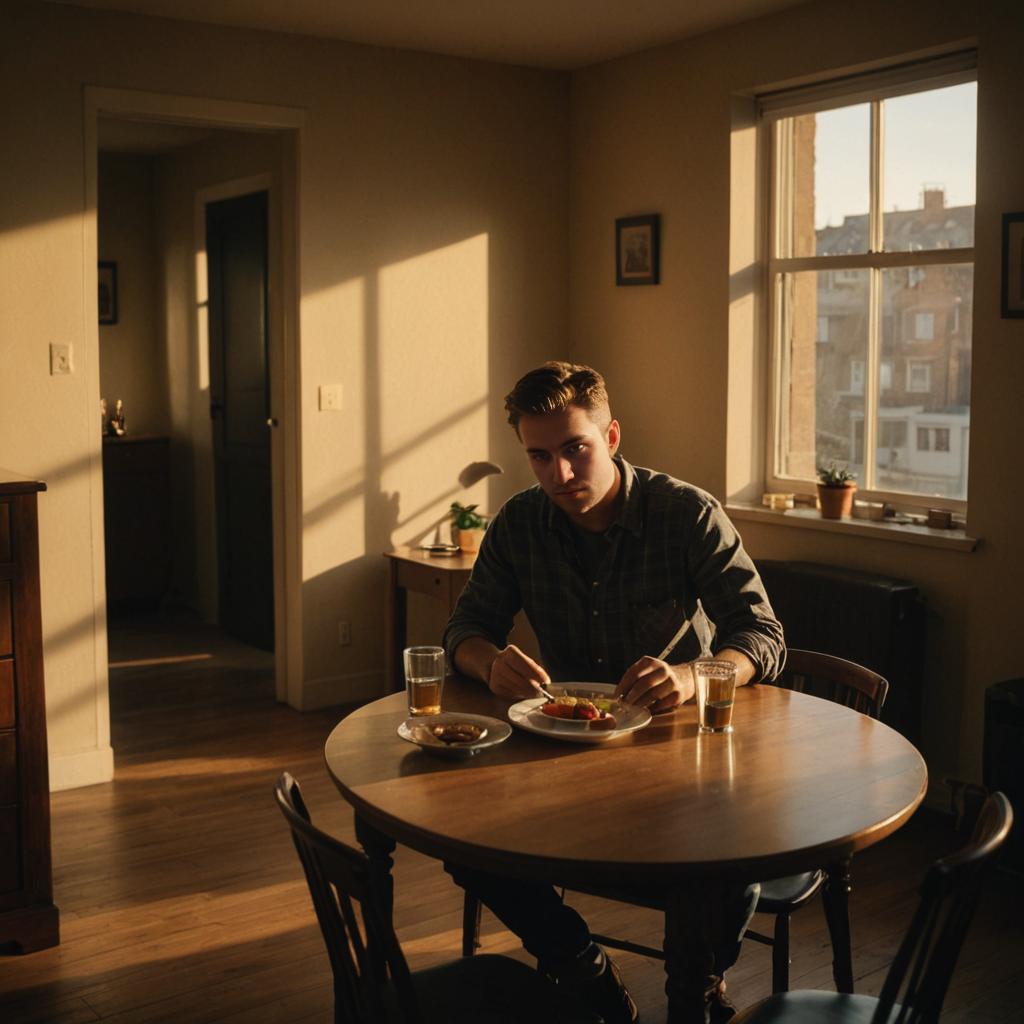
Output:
top-left (398, 713), bottom-right (512, 758)
top-left (508, 683), bottom-right (652, 744)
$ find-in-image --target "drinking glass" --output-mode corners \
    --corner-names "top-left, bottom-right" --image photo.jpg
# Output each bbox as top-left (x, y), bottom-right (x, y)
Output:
top-left (404, 646), bottom-right (445, 716)
top-left (693, 659), bottom-right (737, 734)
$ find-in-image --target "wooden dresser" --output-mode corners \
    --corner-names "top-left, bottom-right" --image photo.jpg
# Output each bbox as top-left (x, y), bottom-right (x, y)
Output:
top-left (0, 473), bottom-right (59, 952)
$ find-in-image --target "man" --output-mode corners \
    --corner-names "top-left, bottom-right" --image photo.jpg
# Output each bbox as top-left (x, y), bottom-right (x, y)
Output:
top-left (443, 362), bottom-right (785, 1024)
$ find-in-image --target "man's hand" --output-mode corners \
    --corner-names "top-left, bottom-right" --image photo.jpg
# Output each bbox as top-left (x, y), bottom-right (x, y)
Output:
top-left (487, 644), bottom-right (552, 700)
top-left (615, 657), bottom-right (694, 714)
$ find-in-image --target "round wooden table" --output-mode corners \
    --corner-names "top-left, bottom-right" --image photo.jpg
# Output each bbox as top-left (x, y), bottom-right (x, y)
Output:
top-left (325, 677), bottom-right (927, 995)
top-left (325, 676), bottom-right (926, 887)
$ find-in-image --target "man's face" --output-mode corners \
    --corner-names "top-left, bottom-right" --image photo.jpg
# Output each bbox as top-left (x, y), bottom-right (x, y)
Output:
top-left (517, 404), bottom-right (621, 525)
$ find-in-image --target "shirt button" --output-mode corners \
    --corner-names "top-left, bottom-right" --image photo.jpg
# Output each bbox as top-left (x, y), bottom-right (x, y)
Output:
top-left (597, 657), bottom-right (604, 664)
top-left (592, 580), bottom-right (600, 587)
top-left (592, 610), bottom-right (599, 616)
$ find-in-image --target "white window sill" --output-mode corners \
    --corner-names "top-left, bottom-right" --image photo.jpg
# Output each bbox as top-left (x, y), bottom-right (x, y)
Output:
top-left (725, 502), bottom-right (979, 552)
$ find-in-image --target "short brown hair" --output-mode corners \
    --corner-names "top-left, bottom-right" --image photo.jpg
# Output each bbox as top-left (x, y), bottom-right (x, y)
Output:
top-left (504, 361), bottom-right (610, 433)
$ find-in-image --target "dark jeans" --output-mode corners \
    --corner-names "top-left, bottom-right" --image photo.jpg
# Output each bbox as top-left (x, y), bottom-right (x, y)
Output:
top-left (447, 862), bottom-right (759, 1001)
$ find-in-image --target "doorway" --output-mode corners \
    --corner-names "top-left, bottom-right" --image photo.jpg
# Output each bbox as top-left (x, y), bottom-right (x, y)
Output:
top-left (88, 88), bottom-right (304, 747)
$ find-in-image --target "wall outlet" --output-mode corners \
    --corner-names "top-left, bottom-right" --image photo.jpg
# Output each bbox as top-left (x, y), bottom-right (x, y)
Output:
top-left (319, 384), bottom-right (343, 411)
top-left (337, 620), bottom-right (351, 646)
top-left (50, 343), bottom-right (72, 375)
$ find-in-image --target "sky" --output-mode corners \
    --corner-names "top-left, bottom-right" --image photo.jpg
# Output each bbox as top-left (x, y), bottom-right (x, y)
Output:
top-left (813, 81), bottom-right (977, 230)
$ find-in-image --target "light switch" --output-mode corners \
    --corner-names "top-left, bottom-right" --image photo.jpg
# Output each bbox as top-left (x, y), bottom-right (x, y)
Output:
top-left (50, 343), bottom-right (73, 375)
top-left (319, 384), bottom-right (343, 411)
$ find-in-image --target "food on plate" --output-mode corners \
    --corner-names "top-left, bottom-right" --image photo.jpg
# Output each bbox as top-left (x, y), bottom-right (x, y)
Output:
top-left (430, 722), bottom-right (486, 745)
top-left (539, 695), bottom-right (616, 728)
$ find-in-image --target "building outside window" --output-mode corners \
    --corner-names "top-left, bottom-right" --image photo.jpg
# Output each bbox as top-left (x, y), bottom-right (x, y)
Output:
top-left (762, 52), bottom-right (976, 506)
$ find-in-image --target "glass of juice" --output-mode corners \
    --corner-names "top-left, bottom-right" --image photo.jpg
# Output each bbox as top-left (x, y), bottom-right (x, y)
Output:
top-left (693, 659), bottom-right (737, 734)
top-left (403, 646), bottom-right (445, 716)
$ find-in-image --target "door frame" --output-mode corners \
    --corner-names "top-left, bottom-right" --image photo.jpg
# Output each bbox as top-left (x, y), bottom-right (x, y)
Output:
top-left (84, 87), bottom-right (304, 707)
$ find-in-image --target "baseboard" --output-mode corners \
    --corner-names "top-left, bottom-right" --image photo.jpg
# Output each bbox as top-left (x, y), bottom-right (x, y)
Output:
top-left (299, 670), bottom-right (383, 711)
top-left (49, 744), bottom-right (115, 792)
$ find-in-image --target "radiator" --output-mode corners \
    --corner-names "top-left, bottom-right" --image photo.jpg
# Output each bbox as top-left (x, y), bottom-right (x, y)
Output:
top-left (755, 560), bottom-right (926, 742)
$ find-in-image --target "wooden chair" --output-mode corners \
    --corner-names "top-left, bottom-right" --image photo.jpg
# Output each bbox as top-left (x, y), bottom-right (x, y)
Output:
top-left (462, 649), bottom-right (890, 994)
top-left (731, 791), bottom-right (1013, 1023)
top-left (275, 773), bottom-right (599, 1024)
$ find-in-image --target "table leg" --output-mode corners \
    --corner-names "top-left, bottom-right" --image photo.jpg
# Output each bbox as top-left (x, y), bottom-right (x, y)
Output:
top-left (823, 859), bottom-right (854, 993)
top-left (663, 884), bottom-right (716, 1021)
top-left (355, 815), bottom-right (397, 982)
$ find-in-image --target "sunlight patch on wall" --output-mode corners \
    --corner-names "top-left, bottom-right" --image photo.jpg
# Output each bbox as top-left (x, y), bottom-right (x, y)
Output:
top-left (302, 275), bottom-right (367, 581)
top-left (379, 233), bottom-right (490, 548)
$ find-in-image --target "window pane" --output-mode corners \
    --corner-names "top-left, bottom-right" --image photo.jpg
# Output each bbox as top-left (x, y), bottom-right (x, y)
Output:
top-left (778, 105), bottom-right (870, 258)
top-left (878, 264), bottom-right (972, 498)
top-left (776, 270), bottom-right (868, 479)
top-left (883, 82), bottom-right (976, 252)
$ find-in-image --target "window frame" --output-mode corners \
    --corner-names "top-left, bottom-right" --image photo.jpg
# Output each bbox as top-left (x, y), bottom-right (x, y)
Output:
top-left (761, 53), bottom-right (976, 515)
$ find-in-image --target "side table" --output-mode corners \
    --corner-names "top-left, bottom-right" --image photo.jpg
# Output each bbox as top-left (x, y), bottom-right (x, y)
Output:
top-left (384, 547), bottom-right (475, 692)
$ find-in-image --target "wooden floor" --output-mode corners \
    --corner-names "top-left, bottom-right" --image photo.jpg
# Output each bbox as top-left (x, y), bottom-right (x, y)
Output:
top-left (1, 618), bottom-right (1021, 1023)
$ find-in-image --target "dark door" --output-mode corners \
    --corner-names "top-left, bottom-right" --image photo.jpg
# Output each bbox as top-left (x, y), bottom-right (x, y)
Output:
top-left (206, 191), bottom-right (274, 651)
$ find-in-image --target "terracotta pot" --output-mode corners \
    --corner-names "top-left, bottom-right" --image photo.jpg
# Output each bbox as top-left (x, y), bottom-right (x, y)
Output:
top-left (817, 483), bottom-right (857, 519)
top-left (455, 527), bottom-right (485, 554)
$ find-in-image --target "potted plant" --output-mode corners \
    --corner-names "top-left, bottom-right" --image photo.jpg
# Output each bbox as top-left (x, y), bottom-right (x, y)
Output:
top-left (816, 463), bottom-right (857, 519)
top-left (449, 502), bottom-right (488, 554)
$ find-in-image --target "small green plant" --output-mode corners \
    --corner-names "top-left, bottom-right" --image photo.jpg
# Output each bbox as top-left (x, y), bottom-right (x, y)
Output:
top-left (450, 502), bottom-right (486, 530)
top-left (816, 462), bottom-right (856, 487)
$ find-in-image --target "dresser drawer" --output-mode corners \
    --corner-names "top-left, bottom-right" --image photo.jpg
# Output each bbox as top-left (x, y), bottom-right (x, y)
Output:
top-left (0, 502), bottom-right (10, 562)
top-left (0, 582), bottom-right (11, 657)
top-left (0, 804), bottom-right (18, 895)
top-left (0, 732), bottom-right (15, 805)
top-left (0, 660), bottom-right (13, 729)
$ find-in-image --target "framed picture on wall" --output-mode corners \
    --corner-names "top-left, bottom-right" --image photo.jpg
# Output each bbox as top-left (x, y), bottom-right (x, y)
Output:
top-left (615, 214), bottom-right (660, 286)
top-left (1002, 212), bottom-right (1024, 318)
top-left (98, 261), bottom-right (118, 325)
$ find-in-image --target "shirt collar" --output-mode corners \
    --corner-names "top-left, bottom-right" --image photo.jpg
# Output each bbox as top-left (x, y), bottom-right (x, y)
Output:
top-left (543, 455), bottom-right (644, 538)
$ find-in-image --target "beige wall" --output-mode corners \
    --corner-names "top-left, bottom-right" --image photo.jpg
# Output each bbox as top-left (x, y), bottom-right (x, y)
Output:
top-left (0, 1), bottom-right (569, 787)
top-left (569, 0), bottom-right (1024, 787)
top-left (98, 153), bottom-right (169, 436)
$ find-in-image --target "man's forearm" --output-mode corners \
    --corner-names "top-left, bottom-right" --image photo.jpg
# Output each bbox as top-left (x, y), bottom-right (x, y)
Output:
top-left (710, 647), bottom-right (757, 687)
top-left (452, 635), bottom-right (500, 685)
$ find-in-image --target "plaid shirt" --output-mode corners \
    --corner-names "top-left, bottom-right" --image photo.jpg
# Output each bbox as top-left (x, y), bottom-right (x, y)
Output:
top-left (444, 458), bottom-right (785, 684)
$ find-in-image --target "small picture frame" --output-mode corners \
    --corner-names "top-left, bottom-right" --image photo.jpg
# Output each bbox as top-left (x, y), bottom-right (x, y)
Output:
top-left (616, 214), bottom-right (660, 286)
top-left (98, 261), bottom-right (118, 325)
top-left (1001, 213), bottom-right (1024, 318)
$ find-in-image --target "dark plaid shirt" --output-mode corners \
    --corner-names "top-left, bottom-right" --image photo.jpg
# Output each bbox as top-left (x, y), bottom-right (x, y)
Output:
top-left (444, 458), bottom-right (785, 684)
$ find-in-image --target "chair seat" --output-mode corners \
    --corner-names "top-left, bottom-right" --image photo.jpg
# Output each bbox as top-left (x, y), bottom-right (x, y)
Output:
top-left (395, 954), bottom-right (601, 1023)
top-left (755, 871), bottom-right (824, 913)
top-left (732, 990), bottom-right (895, 1024)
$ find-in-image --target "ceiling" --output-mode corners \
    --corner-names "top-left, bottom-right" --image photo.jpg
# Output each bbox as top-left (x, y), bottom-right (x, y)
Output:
top-left (54, 0), bottom-right (810, 70)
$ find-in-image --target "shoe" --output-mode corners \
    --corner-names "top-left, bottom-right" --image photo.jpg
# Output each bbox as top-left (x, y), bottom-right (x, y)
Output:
top-left (708, 978), bottom-right (737, 1024)
top-left (554, 948), bottom-right (639, 1024)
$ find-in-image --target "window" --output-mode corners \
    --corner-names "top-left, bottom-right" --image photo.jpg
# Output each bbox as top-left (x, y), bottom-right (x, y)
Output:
top-left (763, 52), bottom-right (976, 506)
top-left (907, 360), bottom-right (932, 393)
top-left (934, 427), bottom-right (950, 452)
top-left (914, 312), bottom-right (935, 341)
top-left (917, 427), bottom-right (930, 451)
